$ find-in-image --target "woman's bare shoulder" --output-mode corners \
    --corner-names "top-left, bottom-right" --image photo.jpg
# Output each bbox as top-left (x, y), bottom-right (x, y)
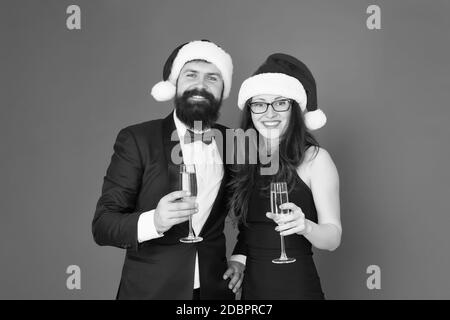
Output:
top-left (307, 147), bottom-right (339, 180)
top-left (304, 146), bottom-right (331, 163)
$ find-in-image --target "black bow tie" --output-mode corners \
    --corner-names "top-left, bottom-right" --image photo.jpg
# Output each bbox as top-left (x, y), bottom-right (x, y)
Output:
top-left (183, 129), bottom-right (214, 145)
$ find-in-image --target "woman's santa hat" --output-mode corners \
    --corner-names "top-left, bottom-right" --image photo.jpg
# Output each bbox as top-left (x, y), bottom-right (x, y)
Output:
top-left (238, 53), bottom-right (326, 130)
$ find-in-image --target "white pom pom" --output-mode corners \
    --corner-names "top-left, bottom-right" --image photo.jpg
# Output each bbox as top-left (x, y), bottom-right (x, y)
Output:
top-left (151, 81), bottom-right (176, 101)
top-left (304, 108), bottom-right (327, 130)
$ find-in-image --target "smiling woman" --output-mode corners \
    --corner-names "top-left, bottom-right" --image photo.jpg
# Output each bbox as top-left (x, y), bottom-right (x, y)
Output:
top-left (249, 95), bottom-right (292, 149)
top-left (225, 53), bottom-right (341, 300)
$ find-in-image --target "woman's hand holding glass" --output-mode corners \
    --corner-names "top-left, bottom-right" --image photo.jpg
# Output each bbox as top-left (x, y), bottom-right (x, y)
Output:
top-left (266, 202), bottom-right (312, 236)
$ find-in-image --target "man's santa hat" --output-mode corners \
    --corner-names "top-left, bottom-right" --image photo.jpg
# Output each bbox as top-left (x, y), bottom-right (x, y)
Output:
top-left (151, 40), bottom-right (233, 102)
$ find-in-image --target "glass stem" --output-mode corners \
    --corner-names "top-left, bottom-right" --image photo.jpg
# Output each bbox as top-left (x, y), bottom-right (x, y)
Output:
top-left (188, 216), bottom-right (195, 238)
top-left (280, 234), bottom-right (288, 259)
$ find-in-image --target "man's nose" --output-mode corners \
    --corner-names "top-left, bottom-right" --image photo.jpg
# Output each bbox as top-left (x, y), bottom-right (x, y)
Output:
top-left (193, 76), bottom-right (208, 90)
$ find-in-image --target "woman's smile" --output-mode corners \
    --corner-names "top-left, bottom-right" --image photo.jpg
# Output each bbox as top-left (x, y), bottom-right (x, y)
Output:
top-left (262, 120), bottom-right (282, 128)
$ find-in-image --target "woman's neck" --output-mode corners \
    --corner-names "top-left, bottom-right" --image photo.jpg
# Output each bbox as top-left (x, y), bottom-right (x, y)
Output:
top-left (263, 138), bottom-right (279, 156)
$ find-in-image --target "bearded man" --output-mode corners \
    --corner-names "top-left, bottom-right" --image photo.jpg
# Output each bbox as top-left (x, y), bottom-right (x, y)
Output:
top-left (92, 40), bottom-right (241, 300)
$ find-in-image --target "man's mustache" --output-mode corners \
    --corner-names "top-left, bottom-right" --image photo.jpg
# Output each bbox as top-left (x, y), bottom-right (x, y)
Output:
top-left (182, 89), bottom-right (216, 103)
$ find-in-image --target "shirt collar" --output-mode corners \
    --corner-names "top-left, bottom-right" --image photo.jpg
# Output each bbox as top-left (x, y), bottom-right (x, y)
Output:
top-left (173, 110), bottom-right (188, 139)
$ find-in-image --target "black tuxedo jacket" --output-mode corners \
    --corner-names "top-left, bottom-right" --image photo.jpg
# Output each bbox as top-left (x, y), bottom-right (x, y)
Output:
top-left (92, 112), bottom-right (234, 300)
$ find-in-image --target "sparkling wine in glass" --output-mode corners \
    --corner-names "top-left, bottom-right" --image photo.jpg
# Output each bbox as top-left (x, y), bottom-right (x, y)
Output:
top-left (179, 164), bottom-right (202, 243)
top-left (270, 182), bottom-right (296, 264)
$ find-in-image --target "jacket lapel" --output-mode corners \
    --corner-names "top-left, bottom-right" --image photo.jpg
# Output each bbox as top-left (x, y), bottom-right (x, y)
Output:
top-left (162, 112), bottom-right (190, 234)
top-left (162, 112), bottom-right (183, 193)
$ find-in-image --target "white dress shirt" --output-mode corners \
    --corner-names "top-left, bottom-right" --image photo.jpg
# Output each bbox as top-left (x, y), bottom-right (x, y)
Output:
top-left (137, 111), bottom-right (224, 289)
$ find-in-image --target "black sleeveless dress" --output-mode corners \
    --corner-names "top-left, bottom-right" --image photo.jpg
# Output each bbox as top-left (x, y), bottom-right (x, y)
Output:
top-left (236, 173), bottom-right (325, 300)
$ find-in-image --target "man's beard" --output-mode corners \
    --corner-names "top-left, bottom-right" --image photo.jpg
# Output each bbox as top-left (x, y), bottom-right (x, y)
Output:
top-left (175, 88), bottom-right (222, 130)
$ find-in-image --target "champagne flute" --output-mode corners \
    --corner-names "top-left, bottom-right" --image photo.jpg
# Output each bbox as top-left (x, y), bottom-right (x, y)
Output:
top-left (270, 182), bottom-right (296, 264)
top-left (179, 164), bottom-right (202, 243)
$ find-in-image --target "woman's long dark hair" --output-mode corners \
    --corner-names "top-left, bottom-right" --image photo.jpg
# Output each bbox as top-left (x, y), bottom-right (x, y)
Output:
top-left (227, 100), bottom-right (320, 226)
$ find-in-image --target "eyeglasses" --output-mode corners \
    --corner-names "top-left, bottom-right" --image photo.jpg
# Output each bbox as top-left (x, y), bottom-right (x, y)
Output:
top-left (248, 99), bottom-right (292, 114)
